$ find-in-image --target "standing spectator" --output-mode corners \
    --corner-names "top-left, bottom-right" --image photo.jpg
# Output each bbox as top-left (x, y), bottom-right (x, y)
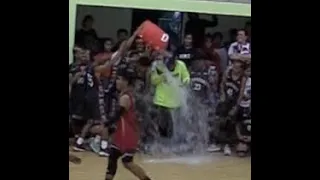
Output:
top-left (202, 34), bottom-right (221, 74)
top-left (175, 33), bottom-right (197, 68)
top-left (93, 38), bottom-right (114, 66)
top-left (212, 32), bottom-right (228, 73)
top-left (185, 13), bottom-right (218, 48)
top-left (228, 29), bottom-right (251, 65)
top-left (112, 29), bottom-right (129, 51)
top-left (75, 15), bottom-right (99, 50)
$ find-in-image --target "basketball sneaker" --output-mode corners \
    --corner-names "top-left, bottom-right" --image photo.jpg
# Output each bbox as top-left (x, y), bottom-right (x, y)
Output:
top-left (207, 144), bottom-right (221, 152)
top-left (223, 144), bottom-right (231, 156)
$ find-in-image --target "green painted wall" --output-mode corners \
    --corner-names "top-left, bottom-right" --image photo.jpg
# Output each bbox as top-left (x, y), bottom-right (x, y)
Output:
top-left (69, 0), bottom-right (251, 63)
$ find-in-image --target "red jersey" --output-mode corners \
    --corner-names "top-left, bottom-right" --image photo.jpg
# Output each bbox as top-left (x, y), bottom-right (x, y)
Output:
top-left (112, 92), bottom-right (139, 152)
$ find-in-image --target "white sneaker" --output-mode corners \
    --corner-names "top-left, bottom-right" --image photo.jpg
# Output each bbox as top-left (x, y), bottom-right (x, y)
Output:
top-left (223, 144), bottom-right (231, 156)
top-left (207, 144), bottom-right (222, 152)
top-left (98, 150), bottom-right (109, 157)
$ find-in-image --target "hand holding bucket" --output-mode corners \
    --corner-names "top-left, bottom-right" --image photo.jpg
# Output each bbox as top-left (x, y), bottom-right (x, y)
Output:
top-left (138, 20), bottom-right (169, 51)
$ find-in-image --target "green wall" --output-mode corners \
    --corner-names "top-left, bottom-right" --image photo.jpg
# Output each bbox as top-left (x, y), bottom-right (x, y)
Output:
top-left (69, 0), bottom-right (251, 63)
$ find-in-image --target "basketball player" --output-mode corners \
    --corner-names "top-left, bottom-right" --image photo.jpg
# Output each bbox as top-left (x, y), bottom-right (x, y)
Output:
top-left (208, 60), bottom-right (245, 155)
top-left (88, 26), bottom-right (143, 156)
top-left (104, 67), bottom-right (152, 180)
top-left (236, 66), bottom-right (251, 157)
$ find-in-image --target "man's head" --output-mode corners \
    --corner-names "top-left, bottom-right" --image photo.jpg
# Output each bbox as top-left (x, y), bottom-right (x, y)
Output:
top-left (104, 38), bottom-right (113, 52)
top-left (116, 67), bottom-right (135, 91)
top-left (237, 29), bottom-right (248, 44)
top-left (117, 29), bottom-right (128, 42)
top-left (74, 47), bottom-right (90, 63)
top-left (231, 60), bottom-right (245, 74)
top-left (135, 37), bottom-right (145, 52)
top-left (184, 33), bottom-right (193, 47)
top-left (82, 15), bottom-right (94, 29)
top-left (188, 13), bottom-right (199, 20)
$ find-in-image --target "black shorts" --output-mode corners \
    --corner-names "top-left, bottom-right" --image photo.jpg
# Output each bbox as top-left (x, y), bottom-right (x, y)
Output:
top-left (109, 145), bottom-right (136, 163)
top-left (215, 100), bottom-right (236, 118)
top-left (151, 105), bottom-right (174, 138)
top-left (237, 106), bottom-right (251, 121)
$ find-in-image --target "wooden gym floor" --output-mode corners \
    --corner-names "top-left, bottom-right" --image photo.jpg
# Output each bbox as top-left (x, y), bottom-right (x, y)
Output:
top-left (69, 151), bottom-right (251, 180)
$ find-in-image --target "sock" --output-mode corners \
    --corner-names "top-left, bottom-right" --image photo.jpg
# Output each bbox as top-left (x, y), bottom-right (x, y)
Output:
top-left (94, 135), bottom-right (101, 143)
top-left (76, 137), bottom-right (84, 145)
top-left (101, 140), bottom-right (108, 149)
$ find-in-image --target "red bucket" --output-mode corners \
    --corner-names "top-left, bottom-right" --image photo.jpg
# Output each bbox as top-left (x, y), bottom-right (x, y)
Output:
top-left (138, 20), bottom-right (169, 51)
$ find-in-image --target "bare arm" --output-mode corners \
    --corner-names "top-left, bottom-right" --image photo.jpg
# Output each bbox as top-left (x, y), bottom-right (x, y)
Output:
top-left (237, 76), bottom-right (247, 106)
top-left (219, 70), bottom-right (228, 100)
top-left (119, 94), bottom-right (130, 111)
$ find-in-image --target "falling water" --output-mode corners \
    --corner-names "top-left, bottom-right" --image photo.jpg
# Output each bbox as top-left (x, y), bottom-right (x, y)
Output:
top-left (144, 61), bottom-right (216, 156)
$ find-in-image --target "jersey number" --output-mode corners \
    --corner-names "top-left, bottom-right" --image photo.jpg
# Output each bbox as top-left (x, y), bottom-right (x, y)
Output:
top-left (160, 33), bottom-right (169, 43)
top-left (193, 83), bottom-right (202, 91)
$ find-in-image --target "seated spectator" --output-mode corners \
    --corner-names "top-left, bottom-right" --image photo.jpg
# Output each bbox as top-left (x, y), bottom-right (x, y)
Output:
top-left (236, 66), bottom-right (251, 157)
top-left (75, 15), bottom-right (99, 51)
top-left (175, 33), bottom-right (197, 68)
top-left (228, 29), bottom-right (251, 65)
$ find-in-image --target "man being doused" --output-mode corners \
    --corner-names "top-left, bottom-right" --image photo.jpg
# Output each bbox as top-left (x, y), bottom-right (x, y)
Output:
top-left (150, 51), bottom-right (190, 143)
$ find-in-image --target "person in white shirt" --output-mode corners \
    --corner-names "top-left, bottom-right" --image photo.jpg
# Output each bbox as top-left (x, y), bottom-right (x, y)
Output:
top-left (228, 29), bottom-right (251, 66)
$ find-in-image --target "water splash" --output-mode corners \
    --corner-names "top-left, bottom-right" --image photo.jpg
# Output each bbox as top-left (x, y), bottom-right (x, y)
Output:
top-left (144, 62), bottom-right (217, 155)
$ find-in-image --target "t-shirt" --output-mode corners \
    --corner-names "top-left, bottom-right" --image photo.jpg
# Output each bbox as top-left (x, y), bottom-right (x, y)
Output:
top-left (175, 46), bottom-right (196, 68)
top-left (151, 60), bottom-right (190, 108)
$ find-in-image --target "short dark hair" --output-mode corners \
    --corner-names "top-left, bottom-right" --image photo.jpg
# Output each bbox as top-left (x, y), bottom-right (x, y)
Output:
top-left (117, 66), bottom-right (136, 85)
top-left (117, 29), bottom-right (128, 36)
top-left (82, 15), bottom-right (94, 27)
top-left (238, 29), bottom-right (248, 36)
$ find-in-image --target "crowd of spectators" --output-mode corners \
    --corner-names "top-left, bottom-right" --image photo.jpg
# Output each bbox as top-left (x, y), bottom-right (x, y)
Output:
top-left (69, 13), bottom-right (251, 157)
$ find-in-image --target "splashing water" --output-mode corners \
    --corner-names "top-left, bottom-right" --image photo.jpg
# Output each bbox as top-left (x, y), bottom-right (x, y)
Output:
top-left (144, 62), bottom-right (217, 156)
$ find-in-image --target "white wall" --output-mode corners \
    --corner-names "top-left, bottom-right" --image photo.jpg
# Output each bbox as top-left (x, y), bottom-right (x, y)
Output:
top-left (76, 6), bottom-right (250, 43)
top-left (76, 5), bottom-right (132, 41)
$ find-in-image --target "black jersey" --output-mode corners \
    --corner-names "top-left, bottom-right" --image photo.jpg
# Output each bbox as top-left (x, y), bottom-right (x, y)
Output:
top-left (84, 65), bottom-right (107, 121)
top-left (224, 69), bottom-right (242, 102)
top-left (190, 70), bottom-right (210, 100)
top-left (237, 107), bottom-right (251, 136)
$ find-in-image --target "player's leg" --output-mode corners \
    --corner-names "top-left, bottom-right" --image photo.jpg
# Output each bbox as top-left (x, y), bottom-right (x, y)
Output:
top-left (105, 146), bottom-right (122, 180)
top-left (121, 151), bottom-right (152, 180)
